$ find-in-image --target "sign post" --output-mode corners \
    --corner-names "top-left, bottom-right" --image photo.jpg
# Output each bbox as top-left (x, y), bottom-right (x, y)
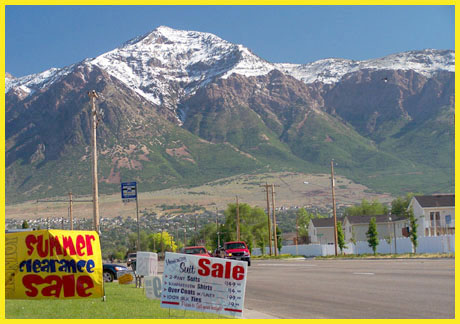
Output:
top-left (121, 182), bottom-right (139, 250)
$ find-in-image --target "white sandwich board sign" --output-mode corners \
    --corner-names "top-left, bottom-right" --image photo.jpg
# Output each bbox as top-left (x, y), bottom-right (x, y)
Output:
top-left (160, 252), bottom-right (247, 317)
top-left (136, 251), bottom-right (158, 277)
top-left (145, 275), bottom-right (163, 300)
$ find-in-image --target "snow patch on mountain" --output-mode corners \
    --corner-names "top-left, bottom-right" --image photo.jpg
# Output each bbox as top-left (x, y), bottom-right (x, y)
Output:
top-left (6, 65), bottom-right (75, 95)
top-left (276, 49), bottom-right (455, 84)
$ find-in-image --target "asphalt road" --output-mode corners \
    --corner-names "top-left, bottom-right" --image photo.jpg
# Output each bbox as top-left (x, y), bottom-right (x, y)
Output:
top-left (244, 258), bottom-right (455, 319)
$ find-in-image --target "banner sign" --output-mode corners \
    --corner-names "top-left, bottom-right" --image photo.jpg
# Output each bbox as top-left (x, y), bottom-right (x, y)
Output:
top-left (5, 229), bottom-right (103, 299)
top-left (145, 275), bottom-right (163, 300)
top-left (160, 252), bottom-right (247, 317)
top-left (136, 251), bottom-right (158, 277)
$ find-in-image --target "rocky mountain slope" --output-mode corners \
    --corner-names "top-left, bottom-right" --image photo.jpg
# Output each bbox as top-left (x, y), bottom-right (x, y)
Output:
top-left (6, 26), bottom-right (454, 203)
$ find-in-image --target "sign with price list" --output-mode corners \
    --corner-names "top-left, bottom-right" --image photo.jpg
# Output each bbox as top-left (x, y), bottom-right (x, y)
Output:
top-left (160, 252), bottom-right (247, 317)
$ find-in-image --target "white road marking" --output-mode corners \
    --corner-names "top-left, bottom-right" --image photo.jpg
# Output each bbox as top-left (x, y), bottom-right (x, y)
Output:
top-left (353, 272), bottom-right (375, 275)
top-left (257, 263), bottom-right (317, 267)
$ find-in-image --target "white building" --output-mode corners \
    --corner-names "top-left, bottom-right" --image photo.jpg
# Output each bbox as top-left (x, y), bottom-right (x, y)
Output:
top-left (309, 217), bottom-right (344, 244)
top-left (408, 195), bottom-right (455, 237)
top-left (343, 214), bottom-right (407, 243)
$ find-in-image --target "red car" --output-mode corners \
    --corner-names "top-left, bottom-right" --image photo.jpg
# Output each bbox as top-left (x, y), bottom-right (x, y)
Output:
top-left (223, 241), bottom-right (251, 266)
top-left (183, 246), bottom-right (212, 257)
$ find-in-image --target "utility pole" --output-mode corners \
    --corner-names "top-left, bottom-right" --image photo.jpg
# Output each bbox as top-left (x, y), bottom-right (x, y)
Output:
top-left (88, 90), bottom-right (100, 234)
top-left (235, 196), bottom-right (241, 241)
top-left (194, 215), bottom-right (198, 245)
top-left (69, 192), bottom-right (73, 230)
top-left (271, 184), bottom-right (279, 256)
top-left (331, 159), bottom-right (338, 256)
top-left (295, 214), bottom-right (299, 255)
top-left (161, 230), bottom-right (164, 255)
top-left (37, 196), bottom-right (92, 230)
top-left (260, 183), bottom-right (273, 255)
top-left (175, 225), bottom-right (179, 248)
top-left (183, 229), bottom-right (187, 247)
top-left (216, 207), bottom-right (221, 247)
top-left (133, 183), bottom-right (140, 252)
top-left (387, 215), bottom-right (392, 254)
top-left (393, 219), bottom-right (397, 254)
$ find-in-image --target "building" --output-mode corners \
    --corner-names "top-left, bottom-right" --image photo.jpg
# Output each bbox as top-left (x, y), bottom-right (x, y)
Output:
top-left (408, 194), bottom-right (455, 236)
top-left (343, 214), bottom-right (407, 243)
top-left (281, 232), bottom-right (298, 245)
top-left (309, 217), bottom-right (344, 244)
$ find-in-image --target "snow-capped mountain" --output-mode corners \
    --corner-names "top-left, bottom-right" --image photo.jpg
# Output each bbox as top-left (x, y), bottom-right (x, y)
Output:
top-left (275, 49), bottom-right (455, 84)
top-left (5, 26), bottom-right (454, 203)
top-left (6, 26), bottom-right (454, 109)
top-left (90, 26), bottom-right (276, 110)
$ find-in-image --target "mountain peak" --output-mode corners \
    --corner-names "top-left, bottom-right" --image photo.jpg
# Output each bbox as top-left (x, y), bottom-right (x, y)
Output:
top-left (91, 25), bottom-right (275, 110)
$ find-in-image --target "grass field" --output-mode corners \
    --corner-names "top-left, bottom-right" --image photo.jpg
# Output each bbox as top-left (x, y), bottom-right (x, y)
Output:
top-left (5, 282), bottom-right (230, 319)
top-left (5, 171), bottom-right (394, 221)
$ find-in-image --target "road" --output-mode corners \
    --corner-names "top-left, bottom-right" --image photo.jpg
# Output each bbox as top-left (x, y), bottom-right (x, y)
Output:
top-left (244, 258), bottom-right (454, 319)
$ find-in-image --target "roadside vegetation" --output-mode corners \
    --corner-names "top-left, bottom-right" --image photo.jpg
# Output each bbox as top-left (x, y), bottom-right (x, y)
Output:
top-left (6, 282), bottom-right (229, 319)
top-left (315, 253), bottom-right (454, 260)
top-left (252, 254), bottom-right (302, 260)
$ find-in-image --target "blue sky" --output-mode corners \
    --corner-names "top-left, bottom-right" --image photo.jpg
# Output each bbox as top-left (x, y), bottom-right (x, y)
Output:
top-left (6, 5), bottom-right (455, 77)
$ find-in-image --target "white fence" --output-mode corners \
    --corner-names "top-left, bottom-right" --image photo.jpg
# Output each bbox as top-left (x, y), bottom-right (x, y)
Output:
top-left (251, 235), bottom-right (454, 257)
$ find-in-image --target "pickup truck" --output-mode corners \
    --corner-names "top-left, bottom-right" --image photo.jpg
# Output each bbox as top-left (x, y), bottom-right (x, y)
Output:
top-left (222, 241), bottom-right (251, 266)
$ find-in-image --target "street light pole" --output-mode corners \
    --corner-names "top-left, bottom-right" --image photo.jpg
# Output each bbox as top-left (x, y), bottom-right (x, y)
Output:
top-left (88, 90), bottom-right (100, 234)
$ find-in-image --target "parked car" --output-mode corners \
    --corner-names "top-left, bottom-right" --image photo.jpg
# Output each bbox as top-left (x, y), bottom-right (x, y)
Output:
top-left (103, 263), bottom-right (129, 282)
top-left (183, 246), bottom-right (212, 257)
top-left (223, 241), bottom-right (251, 266)
top-left (126, 252), bottom-right (136, 267)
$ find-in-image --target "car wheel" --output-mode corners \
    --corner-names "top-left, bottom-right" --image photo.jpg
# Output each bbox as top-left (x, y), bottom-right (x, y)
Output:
top-left (103, 270), bottom-right (114, 282)
top-left (247, 260), bottom-right (251, 267)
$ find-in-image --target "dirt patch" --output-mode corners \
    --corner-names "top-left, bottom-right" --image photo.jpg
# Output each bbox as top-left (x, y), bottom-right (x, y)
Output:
top-left (166, 145), bottom-right (196, 163)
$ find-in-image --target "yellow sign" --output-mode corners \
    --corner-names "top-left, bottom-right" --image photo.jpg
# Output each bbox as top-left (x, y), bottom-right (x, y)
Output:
top-left (5, 229), bottom-right (103, 299)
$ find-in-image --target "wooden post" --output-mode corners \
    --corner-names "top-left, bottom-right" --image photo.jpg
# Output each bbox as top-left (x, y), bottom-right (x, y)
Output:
top-left (331, 160), bottom-right (338, 256)
top-left (236, 196), bottom-right (240, 241)
top-left (263, 183), bottom-right (272, 255)
top-left (271, 184), bottom-right (279, 256)
top-left (88, 90), bottom-right (100, 233)
top-left (69, 192), bottom-right (74, 230)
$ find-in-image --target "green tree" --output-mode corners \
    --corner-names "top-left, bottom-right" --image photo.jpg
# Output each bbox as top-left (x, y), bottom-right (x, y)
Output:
top-left (197, 222), bottom-right (220, 251)
top-left (223, 203), bottom-right (268, 253)
top-left (276, 226), bottom-right (283, 254)
top-left (366, 217), bottom-right (379, 255)
top-left (337, 221), bottom-right (347, 254)
top-left (149, 231), bottom-right (177, 253)
top-left (128, 231), bottom-right (150, 251)
top-left (407, 207), bottom-right (418, 253)
top-left (391, 193), bottom-right (418, 217)
top-left (346, 199), bottom-right (389, 217)
top-left (296, 208), bottom-right (311, 243)
top-left (21, 220), bottom-right (29, 229)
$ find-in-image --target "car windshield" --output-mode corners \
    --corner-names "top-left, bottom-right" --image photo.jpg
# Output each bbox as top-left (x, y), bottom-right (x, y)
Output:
top-left (225, 243), bottom-right (246, 250)
top-left (128, 253), bottom-right (136, 258)
top-left (185, 248), bottom-right (206, 254)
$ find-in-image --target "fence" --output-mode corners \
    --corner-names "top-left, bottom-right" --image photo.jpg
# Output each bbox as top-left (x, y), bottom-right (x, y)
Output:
top-left (251, 234), bottom-right (454, 257)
